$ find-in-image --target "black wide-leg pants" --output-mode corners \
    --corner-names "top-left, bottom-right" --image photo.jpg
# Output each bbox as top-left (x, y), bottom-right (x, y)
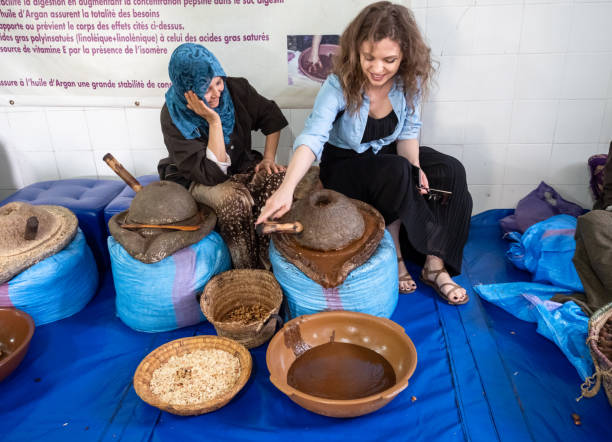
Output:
top-left (319, 143), bottom-right (472, 275)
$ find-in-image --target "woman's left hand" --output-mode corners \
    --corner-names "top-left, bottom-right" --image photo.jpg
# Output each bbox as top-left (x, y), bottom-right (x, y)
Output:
top-left (418, 168), bottom-right (429, 195)
top-left (255, 158), bottom-right (286, 174)
top-left (185, 90), bottom-right (220, 125)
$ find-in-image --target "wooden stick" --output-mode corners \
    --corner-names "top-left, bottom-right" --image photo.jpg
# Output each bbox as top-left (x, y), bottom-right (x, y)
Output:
top-left (121, 223), bottom-right (201, 231)
top-left (428, 187), bottom-right (452, 195)
top-left (24, 216), bottom-right (39, 240)
top-left (103, 153), bottom-right (143, 192)
top-left (256, 221), bottom-right (303, 235)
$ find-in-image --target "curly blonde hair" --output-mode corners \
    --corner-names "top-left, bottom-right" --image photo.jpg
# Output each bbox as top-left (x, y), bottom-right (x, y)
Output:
top-left (333, 1), bottom-right (434, 114)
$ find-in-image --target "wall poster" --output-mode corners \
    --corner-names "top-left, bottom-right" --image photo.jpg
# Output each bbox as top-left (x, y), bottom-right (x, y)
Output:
top-left (0, 0), bottom-right (407, 107)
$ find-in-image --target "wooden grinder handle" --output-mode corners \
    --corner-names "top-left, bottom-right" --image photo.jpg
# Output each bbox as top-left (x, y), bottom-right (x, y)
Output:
top-left (24, 216), bottom-right (39, 240)
top-left (256, 221), bottom-right (304, 235)
top-left (103, 153), bottom-right (143, 192)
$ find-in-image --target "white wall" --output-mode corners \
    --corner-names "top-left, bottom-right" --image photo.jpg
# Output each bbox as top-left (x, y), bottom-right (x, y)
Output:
top-left (1, 0), bottom-right (611, 213)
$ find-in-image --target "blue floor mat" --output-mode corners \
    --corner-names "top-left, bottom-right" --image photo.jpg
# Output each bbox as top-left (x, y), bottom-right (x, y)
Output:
top-left (1, 209), bottom-right (610, 441)
top-left (461, 209), bottom-right (610, 441)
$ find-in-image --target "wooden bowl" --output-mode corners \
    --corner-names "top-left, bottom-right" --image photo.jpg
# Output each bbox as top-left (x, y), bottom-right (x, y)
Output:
top-left (0, 307), bottom-right (35, 383)
top-left (266, 311), bottom-right (417, 418)
top-left (133, 335), bottom-right (252, 416)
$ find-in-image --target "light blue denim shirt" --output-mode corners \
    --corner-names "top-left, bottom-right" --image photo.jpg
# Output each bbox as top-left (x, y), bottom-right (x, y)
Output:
top-left (293, 74), bottom-right (422, 161)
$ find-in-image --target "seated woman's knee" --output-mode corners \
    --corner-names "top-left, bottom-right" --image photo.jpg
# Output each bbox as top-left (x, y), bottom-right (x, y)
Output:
top-left (221, 182), bottom-right (253, 215)
top-left (435, 154), bottom-right (467, 183)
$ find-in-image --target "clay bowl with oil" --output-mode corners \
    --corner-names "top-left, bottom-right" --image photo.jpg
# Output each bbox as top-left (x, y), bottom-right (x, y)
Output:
top-left (266, 311), bottom-right (417, 418)
top-left (0, 307), bottom-right (35, 383)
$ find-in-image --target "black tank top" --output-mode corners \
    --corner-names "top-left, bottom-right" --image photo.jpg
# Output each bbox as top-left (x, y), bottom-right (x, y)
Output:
top-left (360, 110), bottom-right (398, 143)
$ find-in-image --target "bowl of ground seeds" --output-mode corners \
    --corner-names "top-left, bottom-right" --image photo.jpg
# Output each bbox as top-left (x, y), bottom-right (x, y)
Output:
top-left (201, 270), bottom-right (283, 349)
top-left (133, 335), bottom-right (252, 416)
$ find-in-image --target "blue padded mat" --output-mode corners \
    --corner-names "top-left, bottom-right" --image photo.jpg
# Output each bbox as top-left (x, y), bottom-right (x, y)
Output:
top-left (460, 210), bottom-right (611, 441)
top-left (0, 273), bottom-right (472, 442)
top-left (1, 210), bottom-right (610, 442)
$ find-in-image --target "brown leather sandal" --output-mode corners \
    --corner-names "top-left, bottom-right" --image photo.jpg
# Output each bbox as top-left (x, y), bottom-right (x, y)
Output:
top-left (420, 267), bottom-right (469, 305)
top-left (397, 257), bottom-right (417, 294)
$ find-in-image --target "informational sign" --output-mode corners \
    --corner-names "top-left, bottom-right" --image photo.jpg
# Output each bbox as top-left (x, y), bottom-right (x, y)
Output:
top-left (0, 0), bottom-right (407, 107)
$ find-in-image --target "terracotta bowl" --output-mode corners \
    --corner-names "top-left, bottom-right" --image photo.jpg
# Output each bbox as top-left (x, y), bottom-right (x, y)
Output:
top-left (0, 307), bottom-right (35, 383)
top-left (266, 311), bottom-right (417, 418)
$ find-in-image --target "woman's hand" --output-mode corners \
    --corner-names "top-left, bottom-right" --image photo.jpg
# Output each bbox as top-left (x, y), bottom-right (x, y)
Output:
top-left (184, 90), bottom-right (220, 125)
top-left (255, 158), bottom-right (286, 175)
top-left (306, 34), bottom-right (323, 73)
top-left (418, 168), bottom-right (429, 195)
top-left (256, 145), bottom-right (316, 224)
top-left (256, 185), bottom-right (294, 224)
top-left (306, 52), bottom-right (322, 74)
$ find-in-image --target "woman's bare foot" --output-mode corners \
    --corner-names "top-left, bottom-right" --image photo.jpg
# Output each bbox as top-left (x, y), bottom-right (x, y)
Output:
top-left (387, 219), bottom-right (417, 294)
top-left (421, 255), bottom-right (468, 305)
top-left (398, 257), bottom-right (417, 294)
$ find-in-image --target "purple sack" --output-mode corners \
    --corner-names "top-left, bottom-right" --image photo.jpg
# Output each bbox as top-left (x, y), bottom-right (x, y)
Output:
top-left (589, 154), bottom-right (608, 201)
top-left (500, 182), bottom-right (583, 234)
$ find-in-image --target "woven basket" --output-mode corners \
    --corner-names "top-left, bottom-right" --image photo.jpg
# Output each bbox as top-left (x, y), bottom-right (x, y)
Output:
top-left (201, 269), bottom-right (283, 349)
top-left (581, 302), bottom-right (612, 407)
top-left (133, 335), bottom-right (252, 416)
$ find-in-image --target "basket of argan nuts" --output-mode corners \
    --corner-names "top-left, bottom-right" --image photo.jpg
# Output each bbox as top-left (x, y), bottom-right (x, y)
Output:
top-left (201, 269), bottom-right (283, 349)
top-left (133, 335), bottom-right (252, 416)
top-left (581, 302), bottom-right (612, 407)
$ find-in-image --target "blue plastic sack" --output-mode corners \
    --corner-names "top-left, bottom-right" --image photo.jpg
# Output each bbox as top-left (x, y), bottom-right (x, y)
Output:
top-left (506, 214), bottom-right (583, 291)
top-left (474, 282), bottom-right (593, 380)
top-left (0, 229), bottom-right (98, 326)
top-left (525, 296), bottom-right (592, 381)
top-left (473, 282), bottom-right (572, 322)
top-left (108, 231), bottom-right (231, 333)
top-left (270, 230), bottom-right (398, 319)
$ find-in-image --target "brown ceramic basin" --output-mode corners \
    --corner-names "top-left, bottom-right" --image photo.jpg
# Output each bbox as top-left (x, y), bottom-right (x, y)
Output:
top-left (0, 307), bottom-right (35, 382)
top-left (298, 44), bottom-right (340, 82)
top-left (266, 311), bottom-right (417, 418)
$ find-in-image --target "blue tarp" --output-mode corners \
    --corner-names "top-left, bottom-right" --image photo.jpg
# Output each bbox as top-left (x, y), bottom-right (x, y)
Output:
top-left (1, 209), bottom-right (610, 441)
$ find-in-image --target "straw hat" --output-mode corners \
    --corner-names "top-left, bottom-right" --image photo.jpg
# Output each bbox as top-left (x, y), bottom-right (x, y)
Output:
top-left (108, 181), bottom-right (216, 263)
top-left (273, 189), bottom-right (385, 288)
top-left (0, 202), bottom-right (78, 284)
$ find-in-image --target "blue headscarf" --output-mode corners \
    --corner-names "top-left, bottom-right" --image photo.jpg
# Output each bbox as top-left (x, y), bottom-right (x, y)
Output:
top-left (165, 43), bottom-right (235, 144)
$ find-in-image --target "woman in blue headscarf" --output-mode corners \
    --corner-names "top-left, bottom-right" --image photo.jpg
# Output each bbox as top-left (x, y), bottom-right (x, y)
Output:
top-left (158, 43), bottom-right (289, 269)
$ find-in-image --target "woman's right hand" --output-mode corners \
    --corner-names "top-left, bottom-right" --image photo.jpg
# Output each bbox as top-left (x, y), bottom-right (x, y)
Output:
top-left (306, 53), bottom-right (322, 74)
top-left (185, 90), bottom-right (220, 125)
top-left (256, 185), bottom-right (294, 224)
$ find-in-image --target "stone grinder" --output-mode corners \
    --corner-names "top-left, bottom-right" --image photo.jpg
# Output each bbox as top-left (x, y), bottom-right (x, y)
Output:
top-left (104, 153), bottom-right (216, 263)
top-left (272, 189), bottom-right (385, 288)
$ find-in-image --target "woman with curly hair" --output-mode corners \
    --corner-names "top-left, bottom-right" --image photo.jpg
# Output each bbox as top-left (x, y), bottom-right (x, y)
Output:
top-left (258, 1), bottom-right (472, 304)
